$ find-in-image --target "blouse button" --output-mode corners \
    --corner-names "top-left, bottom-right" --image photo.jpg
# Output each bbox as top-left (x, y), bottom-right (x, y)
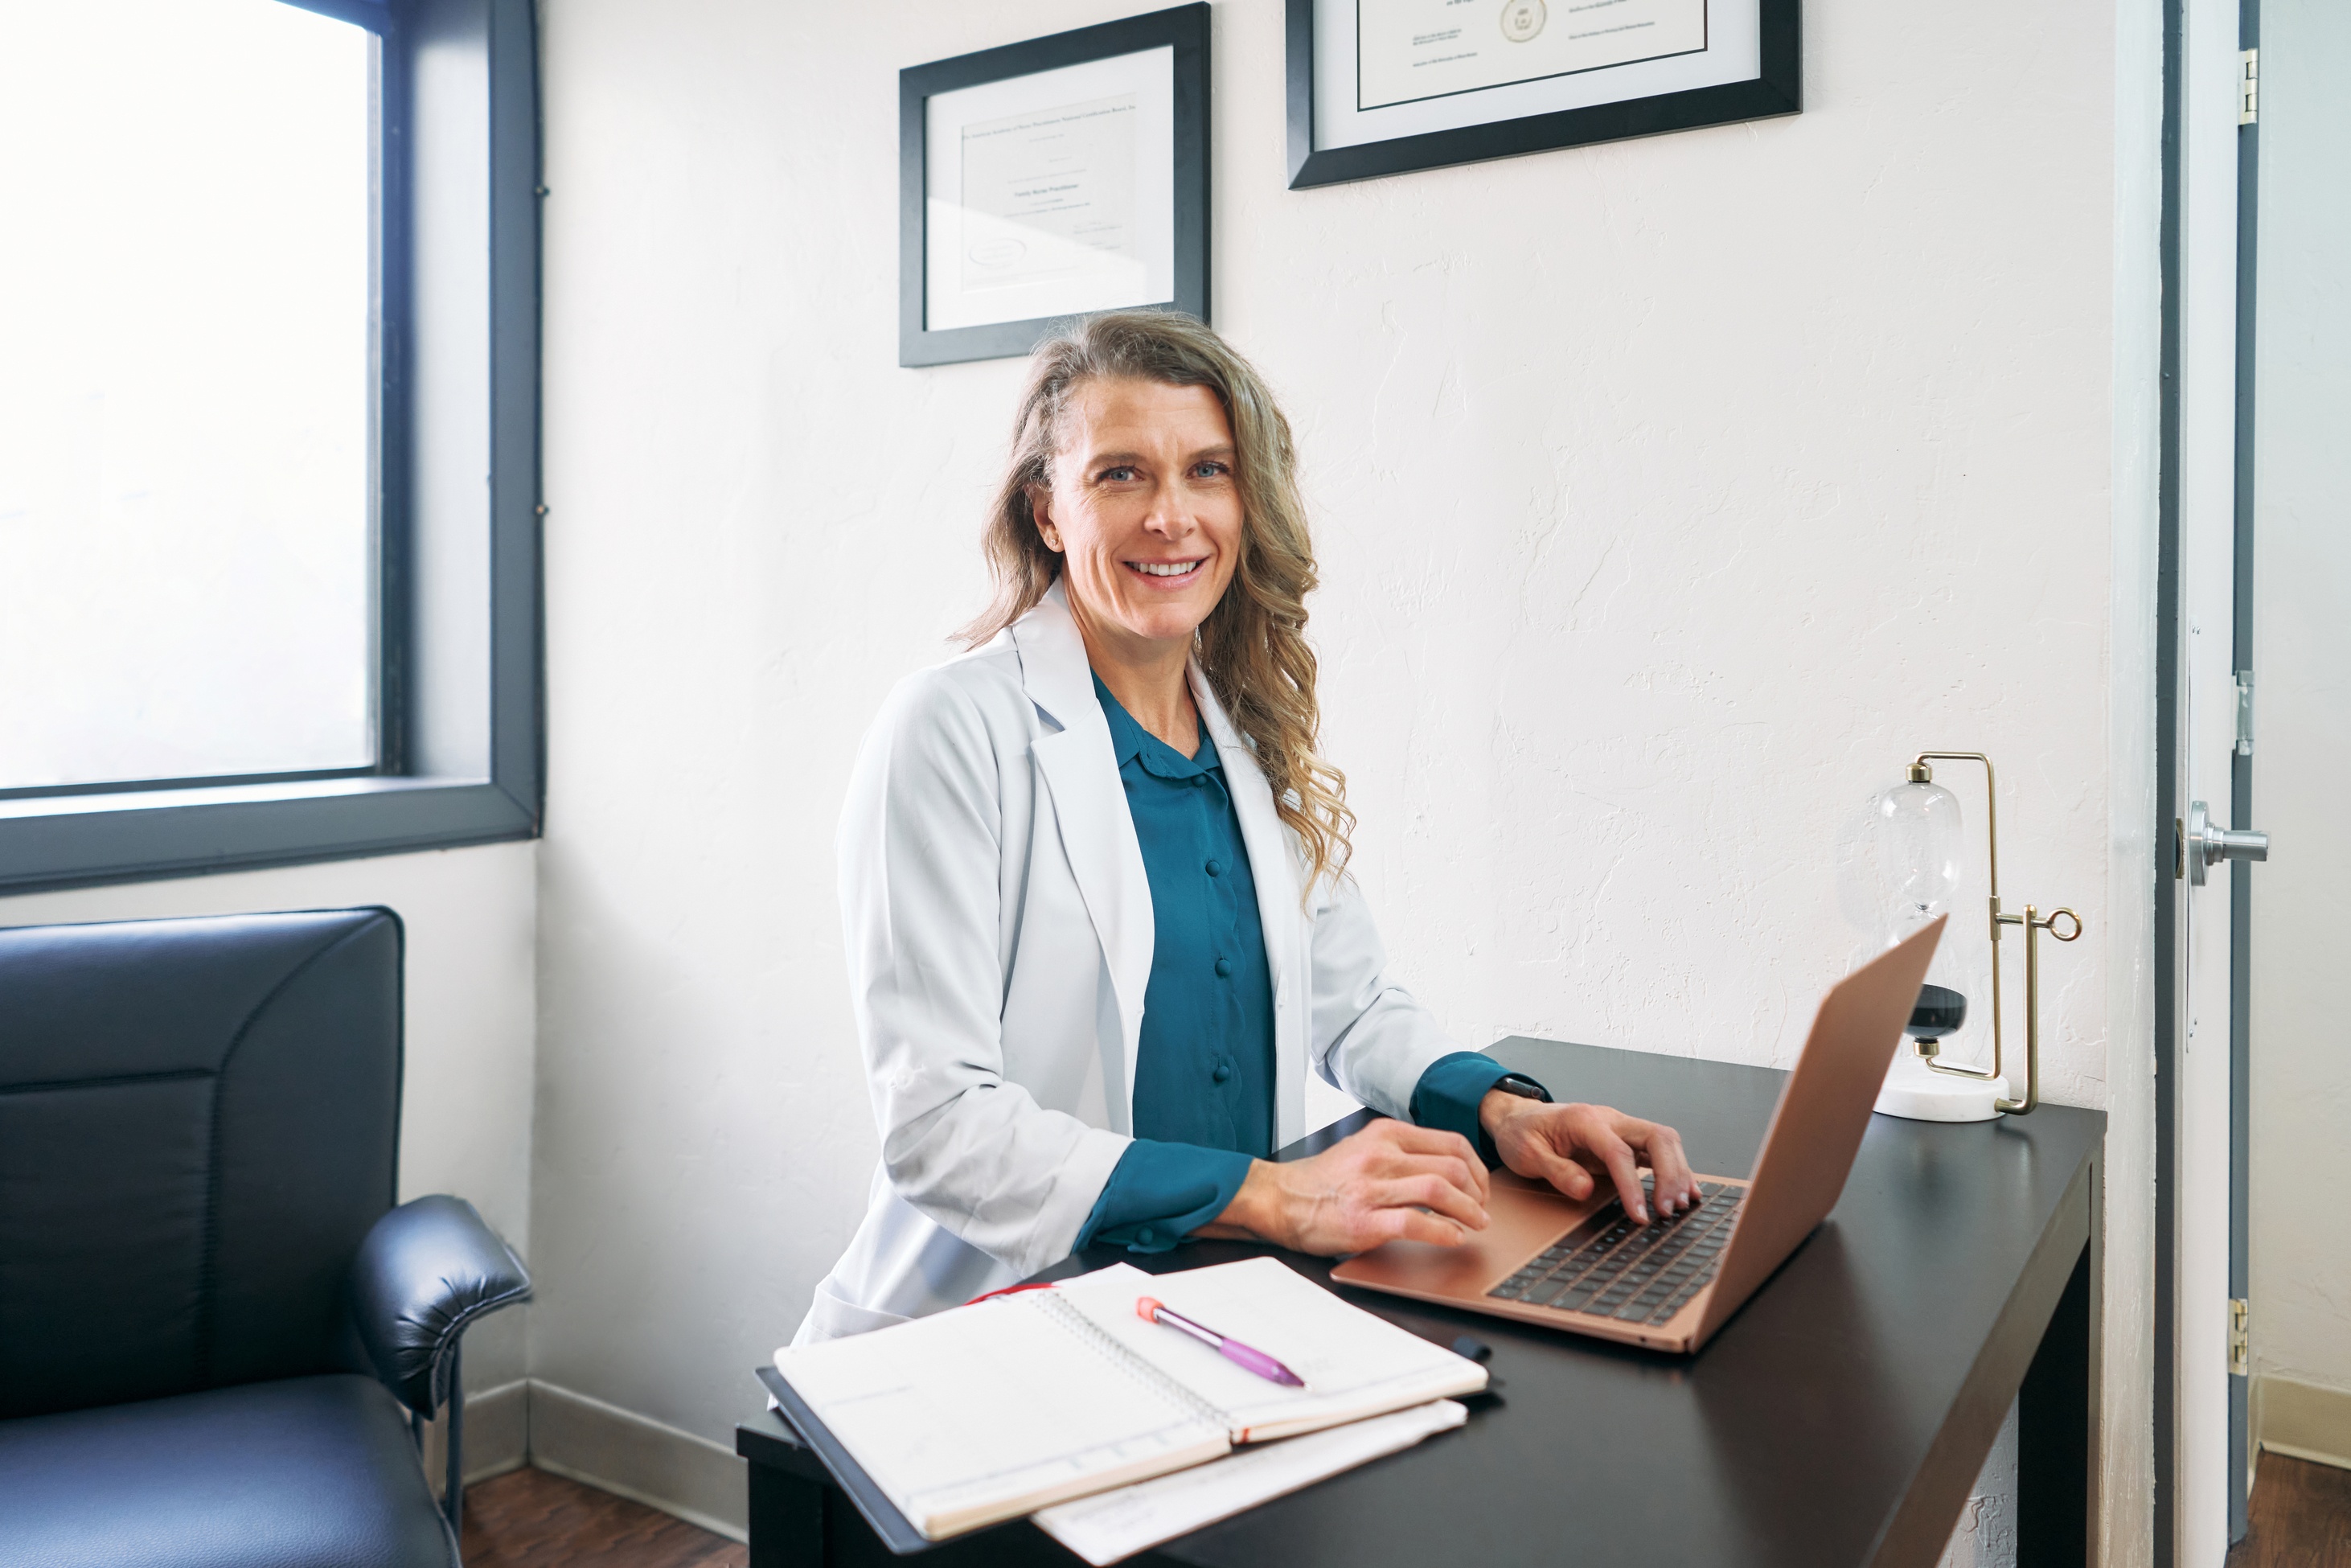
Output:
top-left (1138, 1226), bottom-right (1158, 1245)
top-left (1204, 859), bottom-right (1223, 877)
top-left (1190, 775), bottom-right (1207, 788)
top-left (1214, 957), bottom-right (1233, 978)
top-left (1212, 1062), bottom-right (1233, 1084)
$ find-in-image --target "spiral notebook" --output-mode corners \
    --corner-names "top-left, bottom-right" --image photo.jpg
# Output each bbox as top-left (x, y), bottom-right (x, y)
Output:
top-left (766, 1258), bottom-right (1487, 1544)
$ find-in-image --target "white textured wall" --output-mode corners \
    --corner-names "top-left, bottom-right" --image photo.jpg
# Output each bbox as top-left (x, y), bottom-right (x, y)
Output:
top-left (534, 4), bottom-right (2148, 1550)
top-left (0, 843), bottom-right (540, 1389)
top-left (2250, 0), bottom-right (2351, 1406)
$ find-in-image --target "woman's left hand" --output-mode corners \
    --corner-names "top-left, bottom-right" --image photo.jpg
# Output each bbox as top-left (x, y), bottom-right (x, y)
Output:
top-left (1479, 1093), bottom-right (1701, 1225)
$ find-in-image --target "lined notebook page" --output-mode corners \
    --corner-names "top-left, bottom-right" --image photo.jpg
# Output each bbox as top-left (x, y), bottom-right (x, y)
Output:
top-left (1055, 1256), bottom-right (1487, 1441)
top-left (1033, 1399), bottom-right (1470, 1566)
top-left (773, 1277), bottom-right (1229, 1540)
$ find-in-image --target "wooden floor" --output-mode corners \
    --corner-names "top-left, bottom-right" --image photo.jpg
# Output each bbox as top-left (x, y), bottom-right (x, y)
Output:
top-left (2226, 1452), bottom-right (2351, 1568)
top-left (460, 1466), bottom-right (747, 1568)
top-left (453, 1451), bottom-right (2351, 1568)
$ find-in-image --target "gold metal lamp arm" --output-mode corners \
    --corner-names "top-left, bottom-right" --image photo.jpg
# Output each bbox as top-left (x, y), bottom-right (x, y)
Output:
top-left (1903, 753), bottom-right (2086, 1117)
top-left (1992, 905), bottom-right (2083, 1114)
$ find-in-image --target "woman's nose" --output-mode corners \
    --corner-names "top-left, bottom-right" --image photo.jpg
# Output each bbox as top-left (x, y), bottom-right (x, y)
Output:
top-left (1142, 489), bottom-right (1196, 536)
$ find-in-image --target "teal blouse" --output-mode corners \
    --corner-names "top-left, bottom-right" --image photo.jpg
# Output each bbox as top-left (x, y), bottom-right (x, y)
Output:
top-left (1076, 677), bottom-right (1536, 1253)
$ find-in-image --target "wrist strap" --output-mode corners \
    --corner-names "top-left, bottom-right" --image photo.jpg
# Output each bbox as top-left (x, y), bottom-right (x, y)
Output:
top-left (1475, 1072), bottom-right (1552, 1167)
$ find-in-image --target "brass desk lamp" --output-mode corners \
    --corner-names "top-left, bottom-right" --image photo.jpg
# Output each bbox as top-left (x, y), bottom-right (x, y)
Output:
top-left (1865, 752), bottom-right (2082, 1122)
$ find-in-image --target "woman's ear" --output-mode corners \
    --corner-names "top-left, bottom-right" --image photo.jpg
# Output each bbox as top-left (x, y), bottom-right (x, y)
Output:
top-left (1028, 486), bottom-right (1063, 552)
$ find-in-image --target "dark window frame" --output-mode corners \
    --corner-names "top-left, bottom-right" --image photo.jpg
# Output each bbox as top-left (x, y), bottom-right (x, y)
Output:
top-left (0, 0), bottom-right (543, 894)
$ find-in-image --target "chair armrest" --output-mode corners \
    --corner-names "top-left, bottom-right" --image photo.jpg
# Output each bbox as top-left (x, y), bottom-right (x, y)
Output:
top-left (349, 1195), bottom-right (531, 1417)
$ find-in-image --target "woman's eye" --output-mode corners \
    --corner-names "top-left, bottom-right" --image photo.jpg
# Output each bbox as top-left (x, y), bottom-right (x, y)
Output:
top-left (1099, 466), bottom-right (1139, 482)
top-left (1191, 462), bottom-right (1229, 479)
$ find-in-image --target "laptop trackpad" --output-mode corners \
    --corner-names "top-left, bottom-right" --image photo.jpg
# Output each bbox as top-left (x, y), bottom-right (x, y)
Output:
top-left (1333, 1172), bottom-right (1605, 1299)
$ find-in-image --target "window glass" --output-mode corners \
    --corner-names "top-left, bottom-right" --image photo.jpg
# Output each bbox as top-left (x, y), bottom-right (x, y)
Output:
top-left (0, 0), bottom-right (374, 790)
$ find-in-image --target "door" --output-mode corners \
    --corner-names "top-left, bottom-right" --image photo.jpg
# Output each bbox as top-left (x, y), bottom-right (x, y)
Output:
top-left (2165, 0), bottom-right (2267, 1562)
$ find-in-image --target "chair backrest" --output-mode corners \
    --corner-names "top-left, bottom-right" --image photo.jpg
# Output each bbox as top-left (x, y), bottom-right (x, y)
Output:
top-left (0, 908), bottom-right (402, 1419)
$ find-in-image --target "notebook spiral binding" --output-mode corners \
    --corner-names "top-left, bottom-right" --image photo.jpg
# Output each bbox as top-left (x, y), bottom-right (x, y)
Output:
top-left (1030, 1291), bottom-right (1233, 1432)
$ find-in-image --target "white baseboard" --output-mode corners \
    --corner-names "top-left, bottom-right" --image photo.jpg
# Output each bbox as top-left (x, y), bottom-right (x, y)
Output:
top-left (417, 1378), bottom-right (531, 1496)
top-left (525, 1380), bottom-right (749, 1541)
top-left (2256, 1373), bottom-right (2351, 1472)
top-left (408, 1375), bottom-right (749, 1538)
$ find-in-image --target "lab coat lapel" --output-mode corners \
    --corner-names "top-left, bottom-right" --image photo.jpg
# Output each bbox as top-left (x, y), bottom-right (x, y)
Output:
top-left (1191, 667), bottom-right (1308, 1147)
top-left (1013, 584), bottom-right (1153, 1130)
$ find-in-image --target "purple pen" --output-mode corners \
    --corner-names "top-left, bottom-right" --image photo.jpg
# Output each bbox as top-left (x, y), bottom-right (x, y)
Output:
top-left (1135, 1296), bottom-right (1307, 1388)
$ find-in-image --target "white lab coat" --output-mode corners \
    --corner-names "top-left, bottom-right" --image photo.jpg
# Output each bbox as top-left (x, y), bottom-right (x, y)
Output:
top-left (794, 581), bottom-right (1460, 1344)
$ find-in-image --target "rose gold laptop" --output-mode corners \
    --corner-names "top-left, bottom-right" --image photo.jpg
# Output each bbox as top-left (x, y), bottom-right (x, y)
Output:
top-left (1332, 917), bottom-right (1945, 1354)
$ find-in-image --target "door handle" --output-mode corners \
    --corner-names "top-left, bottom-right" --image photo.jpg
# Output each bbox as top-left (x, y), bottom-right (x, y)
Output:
top-left (2185, 800), bottom-right (2271, 885)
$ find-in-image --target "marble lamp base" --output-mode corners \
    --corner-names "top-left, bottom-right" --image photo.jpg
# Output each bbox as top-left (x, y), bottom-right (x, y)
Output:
top-left (1874, 1048), bottom-right (2006, 1123)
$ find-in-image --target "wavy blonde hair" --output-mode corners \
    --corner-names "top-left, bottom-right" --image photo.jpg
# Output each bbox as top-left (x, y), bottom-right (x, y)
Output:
top-left (962, 311), bottom-right (1355, 886)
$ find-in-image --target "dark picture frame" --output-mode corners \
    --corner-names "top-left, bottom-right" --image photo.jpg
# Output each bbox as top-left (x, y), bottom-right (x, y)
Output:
top-left (1285, 0), bottom-right (1800, 190)
top-left (900, 5), bottom-right (1209, 368)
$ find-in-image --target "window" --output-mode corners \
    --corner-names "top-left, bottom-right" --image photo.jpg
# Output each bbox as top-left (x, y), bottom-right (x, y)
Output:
top-left (0, 1), bottom-right (375, 792)
top-left (0, 0), bottom-right (542, 891)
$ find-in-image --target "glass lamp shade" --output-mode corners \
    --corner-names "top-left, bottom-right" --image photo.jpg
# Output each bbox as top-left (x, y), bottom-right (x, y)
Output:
top-left (1870, 780), bottom-right (1966, 934)
top-left (1858, 779), bottom-right (1994, 1065)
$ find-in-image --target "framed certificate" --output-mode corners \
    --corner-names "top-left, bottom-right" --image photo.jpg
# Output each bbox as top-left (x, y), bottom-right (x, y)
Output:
top-left (1286, 0), bottom-right (1799, 189)
top-left (901, 6), bottom-right (1209, 368)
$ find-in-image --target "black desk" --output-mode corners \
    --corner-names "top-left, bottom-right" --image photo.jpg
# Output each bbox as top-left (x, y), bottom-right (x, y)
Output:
top-left (740, 1038), bottom-right (2103, 1568)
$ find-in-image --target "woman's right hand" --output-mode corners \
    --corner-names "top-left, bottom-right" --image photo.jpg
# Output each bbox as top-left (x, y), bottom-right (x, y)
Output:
top-left (1196, 1121), bottom-right (1491, 1255)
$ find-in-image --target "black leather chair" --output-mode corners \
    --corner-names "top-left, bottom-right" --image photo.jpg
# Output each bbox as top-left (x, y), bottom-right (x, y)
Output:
top-left (0, 909), bottom-right (531, 1568)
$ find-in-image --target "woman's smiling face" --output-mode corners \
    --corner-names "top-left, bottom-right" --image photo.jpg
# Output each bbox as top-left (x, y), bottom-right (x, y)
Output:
top-left (1031, 377), bottom-right (1244, 658)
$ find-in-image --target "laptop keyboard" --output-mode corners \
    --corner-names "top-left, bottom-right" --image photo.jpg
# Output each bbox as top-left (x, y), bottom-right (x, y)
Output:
top-left (1487, 1178), bottom-right (1744, 1325)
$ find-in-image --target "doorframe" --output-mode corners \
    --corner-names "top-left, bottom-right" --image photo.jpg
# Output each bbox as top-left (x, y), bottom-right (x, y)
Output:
top-left (2226, 0), bottom-right (2259, 1545)
top-left (2152, 2), bottom-right (2185, 1560)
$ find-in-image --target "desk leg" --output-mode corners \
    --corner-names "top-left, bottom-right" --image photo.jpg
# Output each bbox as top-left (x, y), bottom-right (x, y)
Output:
top-left (2018, 1241), bottom-right (2094, 1566)
top-left (749, 1461), bottom-right (827, 1568)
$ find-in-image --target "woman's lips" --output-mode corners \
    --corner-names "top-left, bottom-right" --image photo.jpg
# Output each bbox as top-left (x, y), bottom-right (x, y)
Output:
top-left (1125, 558), bottom-right (1205, 584)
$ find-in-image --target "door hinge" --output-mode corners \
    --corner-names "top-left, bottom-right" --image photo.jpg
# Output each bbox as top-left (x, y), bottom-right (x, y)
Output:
top-left (2236, 670), bottom-right (2256, 757)
top-left (2230, 1298), bottom-right (2250, 1376)
top-left (2240, 49), bottom-right (2259, 125)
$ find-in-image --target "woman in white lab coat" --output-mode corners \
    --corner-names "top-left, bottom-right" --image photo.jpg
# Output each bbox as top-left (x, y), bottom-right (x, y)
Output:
top-left (796, 313), bottom-right (1697, 1344)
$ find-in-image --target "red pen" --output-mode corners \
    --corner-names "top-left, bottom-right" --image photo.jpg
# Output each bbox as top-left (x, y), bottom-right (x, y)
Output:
top-left (1135, 1297), bottom-right (1306, 1387)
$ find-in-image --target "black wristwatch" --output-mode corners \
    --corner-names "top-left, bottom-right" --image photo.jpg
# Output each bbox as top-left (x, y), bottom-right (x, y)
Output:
top-left (1489, 1072), bottom-right (1553, 1104)
top-left (1471, 1072), bottom-right (1552, 1168)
